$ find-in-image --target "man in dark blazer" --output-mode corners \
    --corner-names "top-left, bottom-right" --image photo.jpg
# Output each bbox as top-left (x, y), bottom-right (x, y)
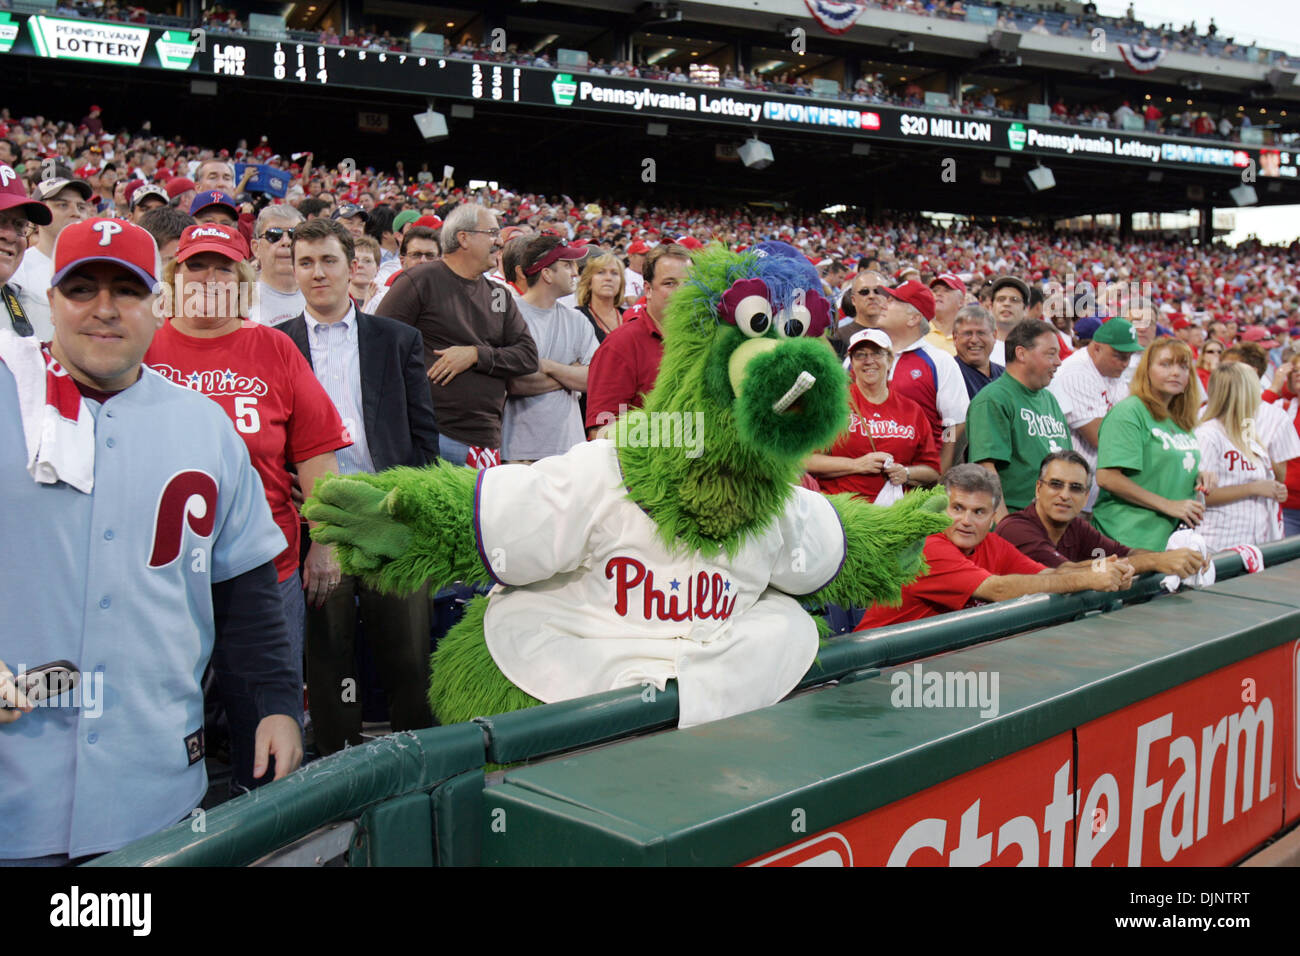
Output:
top-left (280, 217), bottom-right (440, 754)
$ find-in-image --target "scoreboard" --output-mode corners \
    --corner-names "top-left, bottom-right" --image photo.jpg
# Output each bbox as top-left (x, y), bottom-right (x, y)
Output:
top-left (2, 10), bottom-right (1294, 180)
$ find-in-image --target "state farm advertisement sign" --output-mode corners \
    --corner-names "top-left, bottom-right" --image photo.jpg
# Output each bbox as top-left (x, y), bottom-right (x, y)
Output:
top-left (750, 643), bottom-right (1295, 867)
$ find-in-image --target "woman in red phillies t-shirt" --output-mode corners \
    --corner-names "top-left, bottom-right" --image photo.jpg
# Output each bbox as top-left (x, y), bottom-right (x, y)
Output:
top-left (144, 223), bottom-right (350, 790)
top-left (805, 328), bottom-right (941, 501)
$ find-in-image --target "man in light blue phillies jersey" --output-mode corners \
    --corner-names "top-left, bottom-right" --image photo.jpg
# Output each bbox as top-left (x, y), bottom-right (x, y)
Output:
top-left (0, 218), bottom-right (302, 863)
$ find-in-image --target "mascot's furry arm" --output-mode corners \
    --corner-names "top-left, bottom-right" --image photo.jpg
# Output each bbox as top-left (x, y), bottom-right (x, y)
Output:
top-left (304, 463), bottom-right (487, 593)
top-left (810, 487), bottom-right (951, 609)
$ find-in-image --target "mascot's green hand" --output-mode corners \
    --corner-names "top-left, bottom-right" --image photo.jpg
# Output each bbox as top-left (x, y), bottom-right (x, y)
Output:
top-left (304, 475), bottom-right (413, 575)
top-left (897, 492), bottom-right (949, 571)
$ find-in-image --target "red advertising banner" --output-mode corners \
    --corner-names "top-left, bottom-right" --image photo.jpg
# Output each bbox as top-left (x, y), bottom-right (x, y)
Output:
top-left (1076, 644), bottom-right (1291, 866)
top-left (748, 734), bottom-right (1076, 866)
top-left (751, 641), bottom-right (1297, 866)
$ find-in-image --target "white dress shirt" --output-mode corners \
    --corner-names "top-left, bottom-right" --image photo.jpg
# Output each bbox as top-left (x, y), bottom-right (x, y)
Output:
top-left (305, 304), bottom-right (375, 475)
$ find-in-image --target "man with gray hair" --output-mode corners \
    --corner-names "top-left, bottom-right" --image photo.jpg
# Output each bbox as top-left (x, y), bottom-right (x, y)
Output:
top-left (378, 203), bottom-right (538, 465)
top-left (876, 279), bottom-right (969, 473)
top-left (953, 304), bottom-right (1003, 400)
top-left (249, 204), bottom-right (305, 326)
top-left (853, 463), bottom-right (1129, 629)
top-left (832, 268), bottom-right (890, 356)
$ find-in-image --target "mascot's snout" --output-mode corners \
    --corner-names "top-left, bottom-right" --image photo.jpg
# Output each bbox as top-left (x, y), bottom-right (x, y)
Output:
top-left (731, 335), bottom-right (848, 461)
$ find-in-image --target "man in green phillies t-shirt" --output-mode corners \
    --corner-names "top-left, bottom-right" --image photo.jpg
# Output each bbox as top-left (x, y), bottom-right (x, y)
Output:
top-left (968, 320), bottom-right (1071, 511)
top-left (1092, 394), bottom-right (1202, 550)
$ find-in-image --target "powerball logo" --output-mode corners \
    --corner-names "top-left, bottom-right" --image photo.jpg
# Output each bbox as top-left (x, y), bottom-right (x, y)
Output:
top-left (552, 73), bottom-right (577, 106)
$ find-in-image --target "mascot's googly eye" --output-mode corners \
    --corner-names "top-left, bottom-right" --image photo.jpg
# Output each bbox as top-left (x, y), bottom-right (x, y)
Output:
top-left (776, 303), bottom-right (812, 339)
top-left (734, 296), bottom-right (773, 337)
top-left (718, 277), bottom-right (773, 337)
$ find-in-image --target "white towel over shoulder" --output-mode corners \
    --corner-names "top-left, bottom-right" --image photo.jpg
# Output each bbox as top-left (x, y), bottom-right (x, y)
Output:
top-left (0, 329), bottom-right (95, 493)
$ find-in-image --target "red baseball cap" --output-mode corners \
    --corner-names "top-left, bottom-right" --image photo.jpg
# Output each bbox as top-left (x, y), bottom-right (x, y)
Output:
top-left (884, 280), bottom-right (936, 321)
top-left (522, 240), bottom-right (587, 276)
top-left (670, 235), bottom-right (704, 250)
top-left (413, 215), bottom-right (442, 229)
top-left (627, 240), bottom-right (650, 255)
top-left (165, 176), bottom-right (196, 199)
top-left (930, 273), bottom-right (967, 296)
top-left (176, 223), bottom-right (250, 263)
top-left (51, 217), bottom-right (161, 288)
top-left (1240, 326), bottom-right (1278, 346)
top-left (0, 163), bottom-right (52, 225)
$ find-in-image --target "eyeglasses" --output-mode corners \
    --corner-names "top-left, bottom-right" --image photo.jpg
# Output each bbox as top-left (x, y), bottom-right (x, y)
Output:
top-left (0, 215), bottom-right (35, 238)
top-left (462, 228), bottom-right (501, 238)
top-left (258, 227), bottom-right (294, 243)
top-left (992, 295), bottom-right (1025, 306)
top-left (1039, 478), bottom-right (1088, 495)
top-left (404, 252), bottom-right (439, 262)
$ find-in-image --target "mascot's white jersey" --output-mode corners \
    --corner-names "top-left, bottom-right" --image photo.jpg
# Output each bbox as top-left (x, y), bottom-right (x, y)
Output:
top-left (474, 440), bottom-right (846, 727)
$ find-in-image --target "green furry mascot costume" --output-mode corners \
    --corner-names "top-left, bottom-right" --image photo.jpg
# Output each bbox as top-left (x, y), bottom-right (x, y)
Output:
top-left (304, 241), bottom-right (950, 728)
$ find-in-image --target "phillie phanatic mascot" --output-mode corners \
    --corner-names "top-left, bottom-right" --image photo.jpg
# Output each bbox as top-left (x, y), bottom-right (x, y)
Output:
top-left (304, 242), bottom-right (950, 728)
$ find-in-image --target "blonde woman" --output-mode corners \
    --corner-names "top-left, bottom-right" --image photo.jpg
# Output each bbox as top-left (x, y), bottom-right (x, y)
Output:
top-left (1094, 339), bottom-right (1217, 550)
top-left (575, 251), bottom-right (625, 342)
top-left (1195, 362), bottom-right (1287, 551)
top-left (144, 223), bottom-right (350, 793)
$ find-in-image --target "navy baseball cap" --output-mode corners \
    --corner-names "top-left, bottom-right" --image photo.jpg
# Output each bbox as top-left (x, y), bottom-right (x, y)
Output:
top-left (190, 190), bottom-right (238, 219)
top-left (1073, 316), bottom-right (1103, 341)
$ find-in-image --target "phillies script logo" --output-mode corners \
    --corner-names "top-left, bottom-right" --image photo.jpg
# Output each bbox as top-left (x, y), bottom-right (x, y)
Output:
top-left (151, 363), bottom-right (269, 396)
top-left (849, 414), bottom-right (916, 441)
top-left (605, 557), bottom-right (738, 622)
top-left (149, 470), bottom-right (218, 567)
top-left (1222, 450), bottom-right (1261, 473)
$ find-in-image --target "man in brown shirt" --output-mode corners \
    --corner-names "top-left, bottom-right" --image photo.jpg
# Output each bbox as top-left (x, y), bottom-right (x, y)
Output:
top-left (378, 203), bottom-right (538, 465)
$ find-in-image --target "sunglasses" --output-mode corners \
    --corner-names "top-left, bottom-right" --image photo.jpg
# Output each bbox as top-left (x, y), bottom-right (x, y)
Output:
top-left (856, 287), bottom-right (890, 297)
top-left (258, 227), bottom-right (294, 243)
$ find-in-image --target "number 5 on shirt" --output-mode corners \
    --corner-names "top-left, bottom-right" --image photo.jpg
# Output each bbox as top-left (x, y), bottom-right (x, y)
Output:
top-left (235, 396), bottom-right (260, 434)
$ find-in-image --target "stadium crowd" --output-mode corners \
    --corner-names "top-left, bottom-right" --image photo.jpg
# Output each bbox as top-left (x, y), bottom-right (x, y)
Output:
top-left (2, 101), bottom-right (1299, 862)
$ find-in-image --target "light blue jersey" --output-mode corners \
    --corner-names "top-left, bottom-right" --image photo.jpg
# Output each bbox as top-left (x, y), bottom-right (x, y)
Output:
top-left (0, 365), bottom-right (284, 859)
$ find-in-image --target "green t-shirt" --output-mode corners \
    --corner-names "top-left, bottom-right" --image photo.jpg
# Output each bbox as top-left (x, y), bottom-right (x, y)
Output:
top-left (1092, 395), bottom-right (1201, 551)
top-left (967, 372), bottom-right (1071, 510)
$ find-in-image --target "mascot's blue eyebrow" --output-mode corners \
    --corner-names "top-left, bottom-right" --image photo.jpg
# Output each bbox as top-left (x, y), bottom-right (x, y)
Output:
top-left (685, 252), bottom-right (821, 334)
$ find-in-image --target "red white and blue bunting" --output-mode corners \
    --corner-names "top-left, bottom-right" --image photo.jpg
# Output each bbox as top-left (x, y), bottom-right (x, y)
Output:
top-left (1116, 43), bottom-right (1168, 73)
top-left (803, 0), bottom-right (869, 36)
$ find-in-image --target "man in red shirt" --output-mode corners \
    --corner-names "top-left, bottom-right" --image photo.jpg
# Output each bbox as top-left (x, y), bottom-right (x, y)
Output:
top-left (854, 464), bottom-right (1130, 630)
top-left (585, 242), bottom-right (691, 438)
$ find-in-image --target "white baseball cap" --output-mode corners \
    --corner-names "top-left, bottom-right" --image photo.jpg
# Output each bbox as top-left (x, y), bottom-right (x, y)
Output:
top-left (846, 328), bottom-right (893, 353)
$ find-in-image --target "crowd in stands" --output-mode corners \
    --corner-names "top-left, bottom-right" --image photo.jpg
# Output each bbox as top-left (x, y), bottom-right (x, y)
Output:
top-left (4, 101), bottom-right (1300, 860)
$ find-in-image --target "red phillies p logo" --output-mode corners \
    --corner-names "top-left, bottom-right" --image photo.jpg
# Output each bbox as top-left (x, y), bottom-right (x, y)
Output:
top-left (149, 469), bottom-right (219, 568)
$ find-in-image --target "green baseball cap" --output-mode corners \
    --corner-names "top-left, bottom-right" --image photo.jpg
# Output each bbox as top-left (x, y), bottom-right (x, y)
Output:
top-left (393, 209), bottom-right (420, 232)
top-left (1093, 317), bottom-right (1145, 352)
